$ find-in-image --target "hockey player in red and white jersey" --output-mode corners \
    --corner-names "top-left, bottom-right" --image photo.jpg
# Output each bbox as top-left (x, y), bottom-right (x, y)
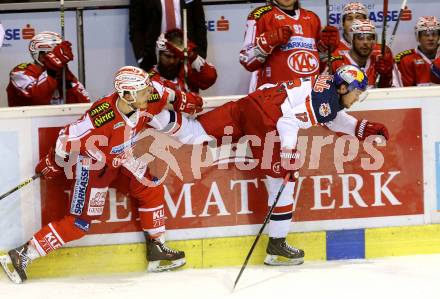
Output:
top-left (0, 66), bottom-right (198, 284)
top-left (239, 0), bottom-right (339, 91)
top-left (394, 16), bottom-right (440, 87)
top-left (148, 29), bottom-right (217, 95)
top-left (333, 2), bottom-right (369, 57)
top-left (7, 31), bottom-right (90, 106)
top-left (330, 19), bottom-right (394, 88)
top-left (150, 64), bottom-right (389, 265)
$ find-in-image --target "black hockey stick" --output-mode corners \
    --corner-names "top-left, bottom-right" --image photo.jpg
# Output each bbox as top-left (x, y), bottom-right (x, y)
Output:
top-left (0, 173), bottom-right (42, 201)
top-left (233, 172), bottom-right (293, 291)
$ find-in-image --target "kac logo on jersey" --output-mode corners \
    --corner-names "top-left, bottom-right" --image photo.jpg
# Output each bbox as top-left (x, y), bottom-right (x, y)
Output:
top-left (287, 51), bottom-right (319, 75)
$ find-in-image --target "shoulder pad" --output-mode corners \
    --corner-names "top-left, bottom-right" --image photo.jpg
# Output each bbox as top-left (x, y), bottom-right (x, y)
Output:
top-left (248, 5), bottom-right (273, 20)
top-left (148, 69), bottom-right (158, 78)
top-left (148, 91), bottom-right (161, 103)
top-left (330, 55), bottom-right (343, 62)
top-left (394, 49), bottom-right (415, 63)
top-left (88, 101), bottom-right (115, 128)
top-left (15, 63), bottom-right (32, 70)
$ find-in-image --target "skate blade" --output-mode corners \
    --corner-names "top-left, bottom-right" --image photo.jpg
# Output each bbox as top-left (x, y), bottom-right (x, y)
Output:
top-left (264, 254), bottom-right (304, 266)
top-left (0, 255), bottom-right (23, 284)
top-left (147, 258), bottom-right (186, 273)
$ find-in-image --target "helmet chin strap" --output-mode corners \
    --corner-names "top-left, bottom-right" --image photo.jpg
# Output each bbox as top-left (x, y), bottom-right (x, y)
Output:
top-left (120, 92), bottom-right (138, 112)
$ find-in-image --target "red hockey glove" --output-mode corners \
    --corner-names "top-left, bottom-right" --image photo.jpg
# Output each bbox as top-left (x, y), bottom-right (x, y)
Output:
top-left (374, 47), bottom-right (394, 76)
top-left (280, 149), bottom-right (300, 182)
top-left (173, 91), bottom-right (203, 115)
top-left (318, 25), bottom-right (340, 53)
top-left (355, 119), bottom-right (389, 141)
top-left (431, 56), bottom-right (440, 79)
top-left (35, 147), bottom-right (63, 179)
top-left (166, 40), bottom-right (198, 63)
top-left (43, 41), bottom-right (74, 71)
top-left (257, 26), bottom-right (293, 54)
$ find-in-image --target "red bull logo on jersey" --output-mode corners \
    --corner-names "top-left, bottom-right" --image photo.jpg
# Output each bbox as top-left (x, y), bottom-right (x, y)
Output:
top-left (287, 50), bottom-right (319, 75)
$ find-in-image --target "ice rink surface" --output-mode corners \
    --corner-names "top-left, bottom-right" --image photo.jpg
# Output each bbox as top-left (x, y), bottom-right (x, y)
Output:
top-left (1, 254), bottom-right (439, 299)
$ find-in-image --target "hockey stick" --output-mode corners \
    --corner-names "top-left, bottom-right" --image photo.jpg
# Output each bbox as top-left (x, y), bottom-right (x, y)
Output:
top-left (233, 172), bottom-right (292, 291)
top-left (0, 173), bottom-right (42, 201)
top-left (60, 0), bottom-right (67, 103)
top-left (388, 0), bottom-right (408, 48)
top-left (375, 0), bottom-right (389, 87)
top-left (325, 0), bottom-right (333, 74)
top-left (182, 5), bottom-right (189, 90)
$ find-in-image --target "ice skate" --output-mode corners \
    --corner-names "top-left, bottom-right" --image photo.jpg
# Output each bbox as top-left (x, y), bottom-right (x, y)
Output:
top-left (0, 243), bottom-right (38, 283)
top-left (264, 237), bottom-right (304, 266)
top-left (146, 237), bottom-right (186, 272)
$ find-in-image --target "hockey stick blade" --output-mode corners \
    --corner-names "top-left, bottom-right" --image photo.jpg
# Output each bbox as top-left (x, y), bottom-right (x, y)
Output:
top-left (0, 173), bottom-right (42, 201)
top-left (233, 172), bottom-right (292, 291)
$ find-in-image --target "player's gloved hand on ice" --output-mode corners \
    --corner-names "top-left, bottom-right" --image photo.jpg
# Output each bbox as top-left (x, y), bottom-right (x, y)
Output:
top-left (35, 147), bottom-right (64, 179)
top-left (43, 41), bottom-right (74, 72)
top-left (257, 26), bottom-right (293, 54)
top-left (318, 25), bottom-right (340, 53)
top-left (173, 91), bottom-right (203, 115)
top-left (431, 56), bottom-right (440, 79)
top-left (279, 148), bottom-right (300, 182)
top-left (355, 119), bottom-right (389, 141)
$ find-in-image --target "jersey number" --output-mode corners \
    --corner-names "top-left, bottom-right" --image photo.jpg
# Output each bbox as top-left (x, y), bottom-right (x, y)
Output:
top-left (295, 112), bottom-right (309, 122)
top-left (293, 25), bottom-right (304, 35)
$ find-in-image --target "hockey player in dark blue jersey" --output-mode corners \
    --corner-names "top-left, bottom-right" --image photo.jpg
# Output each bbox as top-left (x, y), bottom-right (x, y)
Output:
top-left (149, 64), bottom-right (389, 266)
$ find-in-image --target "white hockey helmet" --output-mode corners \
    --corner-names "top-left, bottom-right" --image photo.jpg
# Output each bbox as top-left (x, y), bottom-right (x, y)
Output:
top-left (29, 31), bottom-right (62, 65)
top-left (114, 66), bottom-right (152, 104)
top-left (414, 16), bottom-right (440, 38)
top-left (349, 19), bottom-right (376, 42)
top-left (342, 2), bottom-right (368, 21)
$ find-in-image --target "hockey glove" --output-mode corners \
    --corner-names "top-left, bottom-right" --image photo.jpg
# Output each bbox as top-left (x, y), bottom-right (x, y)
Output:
top-left (43, 41), bottom-right (74, 72)
top-left (168, 41), bottom-right (198, 63)
top-left (355, 119), bottom-right (389, 141)
top-left (35, 147), bottom-right (64, 179)
top-left (280, 148), bottom-right (300, 182)
top-left (374, 47), bottom-right (394, 76)
top-left (256, 26), bottom-right (293, 54)
top-left (173, 91), bottom-right (203, 115)
top-left (431, 56), bottom-right (440, 79)
top-left (317, 25), bottom-right (340, 53)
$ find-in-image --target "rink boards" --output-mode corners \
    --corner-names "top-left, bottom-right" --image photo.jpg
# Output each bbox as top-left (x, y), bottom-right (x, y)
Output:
top-left (1, 87), bottom-right (440, 278)
top-left (2, 224), bottom-right (440, 278)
